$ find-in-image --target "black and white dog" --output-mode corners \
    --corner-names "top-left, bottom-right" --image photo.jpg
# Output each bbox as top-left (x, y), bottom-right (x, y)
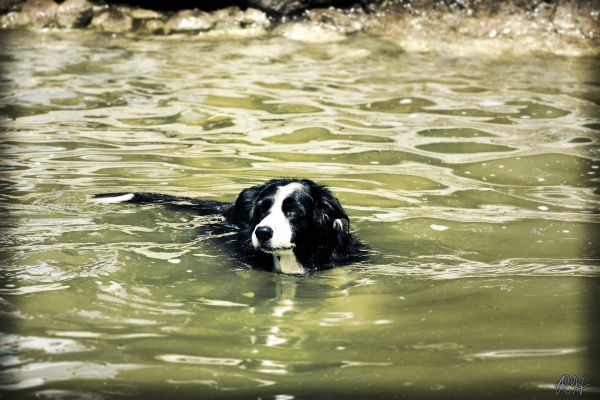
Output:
top-left (94, 178), bottom-right (366, 274)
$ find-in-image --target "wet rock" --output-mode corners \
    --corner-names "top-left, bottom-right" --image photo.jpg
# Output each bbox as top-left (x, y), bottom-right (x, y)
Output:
top-left (91, 8), bottom-right (133, 33)
top-left (18, 0), bottom-right (57, 27)
top-left (306, 8), bottom-right (363, 33)
top-left (247, 0), bottom-right (354, 15)
top-left (196, 7), bottom-right (270, 39)
top-left (199, 21), bottom-right (265, 39)
top-left (128, 8), bottom-right (165, 34)
top-left (212, 6), bottom-right (270, 29)
top-left (275, 21), bottom-right (345, 42)
top-left (212, 7), bottom-right (270, 30)
top-left (139, 18), bottom-right (165, 34)
top-left (240, 7), bottom-right (271, 30)
top-left (531, 1), bottom-right (556, 22)
top-left (128, 8), bottom-right (163, 20)
top-left (0, 11), bottom-right (22, 28)
top-left (164, 9), bottom-right (214, 33)
top-left (56, 0), bottom-right (93, 28)
top-left (244, 7), bottom-right (271, 26)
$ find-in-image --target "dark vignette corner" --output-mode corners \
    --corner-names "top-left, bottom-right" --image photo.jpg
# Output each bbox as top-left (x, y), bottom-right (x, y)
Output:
top-left (0, 31), bottom-right (19, 339)
top-left (588, 55), bottom-right (600, 387)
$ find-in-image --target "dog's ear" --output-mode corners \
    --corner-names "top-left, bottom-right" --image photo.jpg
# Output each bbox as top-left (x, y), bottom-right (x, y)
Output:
top-left (333, 217), bottom-right (350, 237)
top-left (313, 185), bottom-right (350, 251)
top-left (227, 186), bottom-right (260, 225)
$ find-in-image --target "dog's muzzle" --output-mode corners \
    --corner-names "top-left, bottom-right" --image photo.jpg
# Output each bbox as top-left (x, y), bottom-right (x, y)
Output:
top-left (254, 226), bottom-right (273, 242)
top-left (252, 226), bottom-right (294, 253)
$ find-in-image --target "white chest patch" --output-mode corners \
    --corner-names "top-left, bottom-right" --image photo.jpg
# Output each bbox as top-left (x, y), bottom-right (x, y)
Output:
top-left (273, 251), bottom-right (305, 274)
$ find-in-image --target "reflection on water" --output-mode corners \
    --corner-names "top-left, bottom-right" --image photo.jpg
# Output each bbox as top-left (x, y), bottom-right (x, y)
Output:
top-left (0, 29), bottom-right (599, 398)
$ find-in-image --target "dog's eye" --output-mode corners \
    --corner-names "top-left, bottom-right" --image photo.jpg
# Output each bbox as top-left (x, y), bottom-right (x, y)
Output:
top-left (257, 200), bottom-right (272, 215)
top-left (282, 198), bottom-right (295, 214)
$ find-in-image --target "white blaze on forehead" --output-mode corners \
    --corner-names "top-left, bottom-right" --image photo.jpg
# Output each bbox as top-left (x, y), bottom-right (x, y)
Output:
top-left (252, 182), bottom-right (304, 250)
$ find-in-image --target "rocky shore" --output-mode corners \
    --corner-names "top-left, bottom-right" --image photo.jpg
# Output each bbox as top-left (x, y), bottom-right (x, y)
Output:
top-left (1, 0), bottom-right (599, 56)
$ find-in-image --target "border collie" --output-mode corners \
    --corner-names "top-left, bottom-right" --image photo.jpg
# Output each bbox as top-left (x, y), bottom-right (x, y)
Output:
top-left (94, 178), bottom-right (366, 274)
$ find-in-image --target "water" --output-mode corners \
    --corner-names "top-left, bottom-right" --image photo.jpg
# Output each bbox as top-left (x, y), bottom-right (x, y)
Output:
top-left (0, 29), bottom-right (599, 398)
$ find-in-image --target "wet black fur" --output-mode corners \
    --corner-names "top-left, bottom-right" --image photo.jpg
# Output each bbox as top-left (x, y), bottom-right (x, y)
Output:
top-left (94, 178), bottom-right (367, 272)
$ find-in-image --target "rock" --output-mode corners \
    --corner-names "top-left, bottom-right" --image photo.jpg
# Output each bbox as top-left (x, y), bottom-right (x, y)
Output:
top-left (124, 8), bottom-right (165, 34)
top-left (164, 9), bottom-right (215, 33)
top-left (247, 0), bottom-right (352, 15)
top-left (306, 8), bottom-right (363, 33)
top-left (276, 21), bottom-right (346, 42)
top-left (91, 8), bottom-right (133, 33)
top-left (128, 8), bottom-right (163, 20)
top-left (238, 7), bottom-right (271, 29)
top-left (243, 8), bottom-right (271, 26)
top-left (212, 6), bottom-right (270, 28)
top-left (531, 2), bottom-right (556, 22)
top-left (140, 18), bottom-right (166, 34)
top-left (0, 11), bottom-right (25, 28)
top-left (18, 0), bottom-right (57, 27)
top-left (129, 8), bottom-right (165, 34)
top-left (199, 20), bottom-right (266, 39)
top-left (196, 7), bottom-right (270, 39)
top-left (56, 0), bottom-right (93, 28)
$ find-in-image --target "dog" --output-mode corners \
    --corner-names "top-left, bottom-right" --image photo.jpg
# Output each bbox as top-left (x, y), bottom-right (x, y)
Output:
top-left (94, 178), bottom-right (366, 274)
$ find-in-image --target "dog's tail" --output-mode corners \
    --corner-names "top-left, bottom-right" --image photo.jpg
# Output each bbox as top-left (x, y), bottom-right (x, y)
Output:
top-left (93, 192), bottom-right (188, 204)
top-left (92, 192), bottom-right (231, 215)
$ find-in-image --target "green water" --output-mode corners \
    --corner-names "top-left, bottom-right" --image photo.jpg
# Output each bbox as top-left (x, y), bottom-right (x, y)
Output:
top-left (0, 30), bottom-right (599, 399)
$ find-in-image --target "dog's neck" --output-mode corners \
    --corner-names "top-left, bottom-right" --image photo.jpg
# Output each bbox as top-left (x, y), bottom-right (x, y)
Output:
top-left (273, 251), bottom-right (305, 274)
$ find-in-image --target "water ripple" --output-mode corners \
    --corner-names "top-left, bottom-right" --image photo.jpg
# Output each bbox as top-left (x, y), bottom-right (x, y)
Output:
top-left (0, 362), bottom-right (145, 391)
top-left (465, 347), bottom-right (583, 361)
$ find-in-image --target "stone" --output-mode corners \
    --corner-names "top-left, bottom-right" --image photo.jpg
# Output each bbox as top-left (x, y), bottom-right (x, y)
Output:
top-left (186, 7), bottom-right (269, 39)
top-left (140, 18), bottom-right (166, 34)
top-left (195, 7), bottom-right (270, 39)
top-left (18, 0), bottom-right (57, 27)
top-left (247, 0), bottom-right (348, 15)
top-left (0, 11), bottom-right (22, 29)
top-left (0, 11), bottom-right (25, 28)
top-left (128, 8), bottom-right (164, 33)
top-left (164, 9), bottom-right (215, 33)
top-left (239, 7), bottom-right (271, 29)
top-left (91, 8), bottom-right (133, 33)
top-left (211, 6), bottom-right (244, 21)
top-left (198, 21), bottom-right (265, 39)
top-left (276, 21), bottom-right (346, 42)
top-left (56, 0), bottom-right (93, 28)
top-left (306, 8), bottom-right (363, 33)
top-left (128, 8), bottom-right (163, 20)
top-left (211, 6), bottom-right (270, 28)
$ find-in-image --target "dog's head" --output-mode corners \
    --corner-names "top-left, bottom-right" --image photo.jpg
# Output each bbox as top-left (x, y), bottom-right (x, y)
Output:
top-left (230, 179), bottom-right (351, 262)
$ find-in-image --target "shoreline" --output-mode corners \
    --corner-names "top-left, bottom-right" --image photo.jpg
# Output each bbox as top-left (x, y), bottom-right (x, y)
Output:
top-left (1, 0), bottom-right (599, 57)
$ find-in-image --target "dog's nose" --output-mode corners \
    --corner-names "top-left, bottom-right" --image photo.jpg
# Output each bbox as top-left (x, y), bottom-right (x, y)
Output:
top-left (255, 226), bottom-right (273, 242)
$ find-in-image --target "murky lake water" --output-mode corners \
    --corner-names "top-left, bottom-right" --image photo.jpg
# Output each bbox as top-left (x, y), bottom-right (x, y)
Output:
top-left (0, 29), bottom-right (599, 398)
